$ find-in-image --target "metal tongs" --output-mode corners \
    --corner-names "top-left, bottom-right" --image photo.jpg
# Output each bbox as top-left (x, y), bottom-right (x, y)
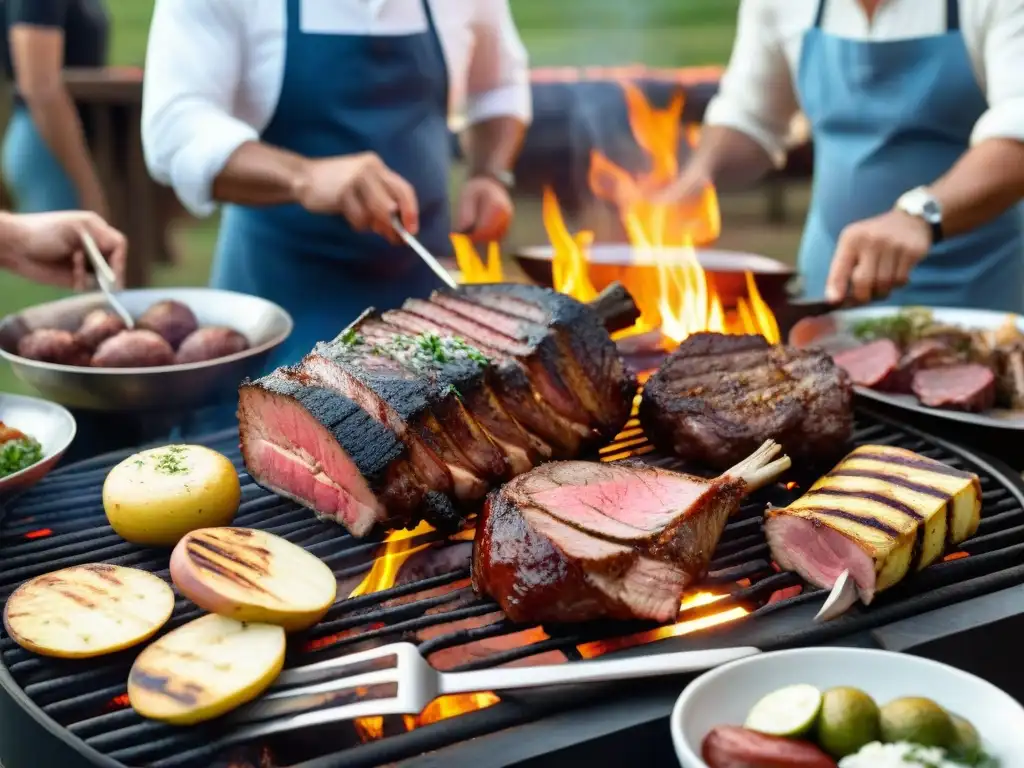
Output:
top-left (80, 230), bottom-right (134, 329)
top-left (390, 213), bottom-right (458, 289)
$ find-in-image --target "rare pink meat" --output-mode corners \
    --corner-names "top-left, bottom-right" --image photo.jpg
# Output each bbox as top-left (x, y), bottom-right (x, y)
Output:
top-left (911, 364), bottom-right (996, 412)
top-left (832, 339), bottom-right (901, 388)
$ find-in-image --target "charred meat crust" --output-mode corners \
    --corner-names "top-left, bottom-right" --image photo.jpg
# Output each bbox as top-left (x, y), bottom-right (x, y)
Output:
top-left (640, 333), bottom-right (853, 470)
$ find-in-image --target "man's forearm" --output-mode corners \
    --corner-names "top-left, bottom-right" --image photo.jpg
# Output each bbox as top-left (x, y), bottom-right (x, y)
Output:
top-left (0, 212), bottom-right (26, 263)
top-left (23, 89), bottom-right (103, 205)
top-left (689, 125), bottom-right (777, 191)
top-left (212, 141), bottom-right (310, 206)
top-left (461, 116), bottom-right (526, 178)
top-left (930, 139), bottom-right (1024, 238)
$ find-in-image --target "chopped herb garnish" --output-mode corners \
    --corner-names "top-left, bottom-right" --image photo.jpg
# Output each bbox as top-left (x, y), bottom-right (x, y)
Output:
top-left (440, 383), bottom-right (462, 399)
top-left (0, 437), bottom-right (43, 479)
top-left (153, 446), bottom-right (190, 475)
top-left (335, 328), bottom-right (363, 346)
top-left (373, 332), bottom-right (489, 370)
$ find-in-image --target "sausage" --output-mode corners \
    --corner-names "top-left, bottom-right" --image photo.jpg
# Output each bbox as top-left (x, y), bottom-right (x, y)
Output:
top-left (16, 329), bottom-right (91, 366)
top-left (91, 330), bottom-right (175, 368)
top-left (175, 326), bottom-right (250, 364)
top-left (75, 309), bottom-right (127, 351)
top-left (701, 727), bottom-right (837, 768)
top-left (137, 300), bottom-right (198, 349)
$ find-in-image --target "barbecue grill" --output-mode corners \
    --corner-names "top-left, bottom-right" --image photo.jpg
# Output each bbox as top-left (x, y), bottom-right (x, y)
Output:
top-left (2, 401), bottom-right (1024, 768)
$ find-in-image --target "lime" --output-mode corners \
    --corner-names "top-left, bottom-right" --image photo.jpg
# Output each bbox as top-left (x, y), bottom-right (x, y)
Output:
top-left (879, 697), bottom-right (955, 748)
top-left (949, 713), bottom-right (982, 761)
top-left (816, 687), bottom-right (881, 758)
top-left (744, 684), bottom-right (823, 737)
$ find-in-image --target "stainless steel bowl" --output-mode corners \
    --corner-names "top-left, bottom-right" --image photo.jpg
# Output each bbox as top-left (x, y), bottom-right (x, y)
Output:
top-left (0, 393), bottom-right (77, 495)
top-left (0, 288), bottom-right (293, 412)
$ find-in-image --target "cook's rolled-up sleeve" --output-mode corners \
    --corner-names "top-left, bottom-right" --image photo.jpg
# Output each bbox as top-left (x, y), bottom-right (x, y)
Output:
top-left (464, 0), bottom-right (532, 125)
top-left (141, 0), bottom-right (257, 217)
top-left (972, 0), bottom-right (1024, 145)
top-left (702, 0), bottom-right (799, 168)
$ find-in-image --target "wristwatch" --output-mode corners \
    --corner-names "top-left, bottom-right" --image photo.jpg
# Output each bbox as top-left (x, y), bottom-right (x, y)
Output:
top-left (895, 186), bottom-right (944, 245)
top-left (472, 168), bottom-right (515, 190)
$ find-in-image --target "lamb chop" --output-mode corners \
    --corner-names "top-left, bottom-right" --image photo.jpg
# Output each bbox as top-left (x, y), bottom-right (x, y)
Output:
top-left (640, 333), bottom-right (853, 470)
top-left (473, 441), bottom-right (791, 624)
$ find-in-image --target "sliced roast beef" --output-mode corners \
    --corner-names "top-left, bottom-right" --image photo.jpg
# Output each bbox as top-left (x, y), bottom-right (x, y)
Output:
top-left (238, 368), bottom-right (456, 536)
top-left (348, 311), bottom-right (550, 474)
top-left (911, 364), bottom-right (996, 411)
top-left (473, 441), bottom-right (791, 624)
top-left (640, 333), bottom-right (853, 470)
top-left (886, 338), bottom-right (962, 393)
top-left (301, 335), bottom-right (501, 502)
top-left (832, 339), bottom-right (901, 388)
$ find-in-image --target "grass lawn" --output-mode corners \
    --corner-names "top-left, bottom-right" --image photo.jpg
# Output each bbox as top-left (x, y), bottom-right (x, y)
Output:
top-left (1, 0), bottom-right (744, 395)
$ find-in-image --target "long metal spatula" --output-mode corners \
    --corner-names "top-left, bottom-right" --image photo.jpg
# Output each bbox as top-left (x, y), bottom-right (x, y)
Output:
top-left (391, 213), bottom-right (458, 288)
top-left (224, 641), bottom-right (760, 740)
top-left (80, 230), bottom-right (134, 329)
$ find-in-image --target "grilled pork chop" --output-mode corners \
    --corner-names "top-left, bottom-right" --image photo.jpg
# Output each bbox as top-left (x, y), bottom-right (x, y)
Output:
top-left (640, 333), bottom-right (854, 470)
top-left (764, 445), bottom-right (981, 605)
top-left (473, 441), bottom-right (791, 624)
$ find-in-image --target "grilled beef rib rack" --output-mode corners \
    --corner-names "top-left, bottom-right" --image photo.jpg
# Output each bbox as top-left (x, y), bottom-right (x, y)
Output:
top-left (239, 283), bottom-right (641, 537)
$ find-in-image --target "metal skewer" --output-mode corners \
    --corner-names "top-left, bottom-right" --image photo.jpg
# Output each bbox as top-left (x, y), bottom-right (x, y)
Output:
top-left (390, 213), bottom-right (458, 289)
top-left (79, 230), bottom-right (134, 329)
top-left (814, 568), bottom-right (860, 622)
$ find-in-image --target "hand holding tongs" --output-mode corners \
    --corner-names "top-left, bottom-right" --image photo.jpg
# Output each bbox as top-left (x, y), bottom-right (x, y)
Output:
top-left (391, 213), bottom-right (458, 288)
top-left (224, 641), bottom-right (760, 740)
top-left (79, 229), bottom-right (134, 329)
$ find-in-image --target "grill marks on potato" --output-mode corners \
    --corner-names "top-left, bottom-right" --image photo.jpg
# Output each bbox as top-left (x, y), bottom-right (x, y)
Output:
top-left (184, 530), bottom-right (275, 596)
top-left (3, 565), bottom-right (174, 658)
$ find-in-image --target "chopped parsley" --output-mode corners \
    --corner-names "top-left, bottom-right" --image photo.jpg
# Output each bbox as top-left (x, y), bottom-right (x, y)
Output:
top-left (373, 332), bottom-right (489, 370)
top-left (0, 437), bottom-right (43, 479)
top-left (440, 383), bottom-right (462, 400)
top-left (152, 446), bottom-right (190, 475)
top-left (335, 328), bottom-right (363, 346)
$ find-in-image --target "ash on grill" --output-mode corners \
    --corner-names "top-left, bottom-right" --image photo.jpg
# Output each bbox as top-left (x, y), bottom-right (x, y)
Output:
top-left (1, 402), bottom-right (1024, 767)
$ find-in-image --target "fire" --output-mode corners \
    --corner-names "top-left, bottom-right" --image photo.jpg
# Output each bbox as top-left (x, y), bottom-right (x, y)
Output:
top-left (451, 234), bottom-right (502, 283)
top-left (24, 528), bottom-right (53, 539)
top-left (348, 520), bottom-right (436, 598)
top-left (354, 693), bottom-right (502, 744)
top-left (575, 592), bottom-right (749, 659)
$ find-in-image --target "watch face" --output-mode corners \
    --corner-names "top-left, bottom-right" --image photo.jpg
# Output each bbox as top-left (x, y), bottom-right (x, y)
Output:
top-left (921, 198), bottom-right (942, 223)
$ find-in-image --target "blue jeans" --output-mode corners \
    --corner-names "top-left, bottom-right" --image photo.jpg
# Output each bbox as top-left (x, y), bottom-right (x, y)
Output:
top-left (1, 106), bottom-right (80, 212)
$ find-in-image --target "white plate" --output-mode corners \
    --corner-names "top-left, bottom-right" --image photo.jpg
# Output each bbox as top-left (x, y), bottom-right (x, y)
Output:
top-left (790, 305), bottom-right (1024, 430)
top-left (671, 647), bottom-right (1024, 767)
top-left (0, 392), bottom-right (76, 495)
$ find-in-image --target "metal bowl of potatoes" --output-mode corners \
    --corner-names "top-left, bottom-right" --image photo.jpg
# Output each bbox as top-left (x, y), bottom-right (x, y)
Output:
top-left (0, 288), bottom-right (292, 412)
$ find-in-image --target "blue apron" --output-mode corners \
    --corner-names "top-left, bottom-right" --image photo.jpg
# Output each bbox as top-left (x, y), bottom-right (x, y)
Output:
top-left (180, 0), bottom-right (451, 437)
top-left (796, 0), bottom-right (1024, 311)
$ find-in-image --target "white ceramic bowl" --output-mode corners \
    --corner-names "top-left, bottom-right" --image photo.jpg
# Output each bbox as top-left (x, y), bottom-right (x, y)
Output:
top-left (671, 647), bottom-right (1024, 767)
top-left (0, 392), bottom-right (77, 495)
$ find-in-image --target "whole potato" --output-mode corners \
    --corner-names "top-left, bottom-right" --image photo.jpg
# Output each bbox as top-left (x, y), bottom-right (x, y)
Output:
top-left (17, 329), bottom-right (91, 366)
top-left (175, 327), bottom-right (250, 364)
top-left (137, 300), bottom-right (198, 349)
top-left (91, 330), bottom-right (175, 368)
top-left (75, 309), bottom-right (127, 351)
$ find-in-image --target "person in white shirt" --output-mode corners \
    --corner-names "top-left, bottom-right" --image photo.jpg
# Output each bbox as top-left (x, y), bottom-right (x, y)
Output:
top-left (140, 0), bottom-right (531, 370)
top-left (661, 0), bottom-right (1024, 310)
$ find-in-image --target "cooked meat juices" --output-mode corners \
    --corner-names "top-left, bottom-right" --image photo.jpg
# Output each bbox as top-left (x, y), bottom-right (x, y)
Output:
top-left (239, 283), bottom-right (640, 537)
top-left (473, 441), bottom-right (791, 624)
top-left (640, 333), bottom-right (854, 470)
top-left (764, 445), bottom-right (982, 605)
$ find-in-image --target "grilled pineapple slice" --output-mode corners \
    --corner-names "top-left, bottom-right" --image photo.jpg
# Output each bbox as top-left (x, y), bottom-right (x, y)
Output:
top-left (765, 445), bottom-right (981, 602)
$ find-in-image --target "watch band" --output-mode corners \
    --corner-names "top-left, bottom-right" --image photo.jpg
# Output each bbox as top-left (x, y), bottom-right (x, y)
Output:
top-left (895, 187), bottom-right (944, 246)
top-left (470, 168), bottom-right (515, 190)
top-left (926, 218), bottom-right (944, 246)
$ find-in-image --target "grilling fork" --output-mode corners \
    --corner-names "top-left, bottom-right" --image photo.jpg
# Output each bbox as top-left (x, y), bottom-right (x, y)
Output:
top-left (224, 642), bottom-right (760, 739)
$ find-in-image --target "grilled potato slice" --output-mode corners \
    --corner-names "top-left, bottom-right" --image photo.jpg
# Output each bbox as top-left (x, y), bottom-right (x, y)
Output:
top-left (3, 564), bottom-right (175, 658)
top-left (765, 445), bottom-right (981, 603)
top-left (170, 527), bottom-right (338, 632)
top-left (128, 613), bottom-right (285, 724)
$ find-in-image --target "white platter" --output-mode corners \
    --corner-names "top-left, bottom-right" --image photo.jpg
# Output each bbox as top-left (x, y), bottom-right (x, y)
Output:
top-left (789, 305), bottom-right (1024, 431)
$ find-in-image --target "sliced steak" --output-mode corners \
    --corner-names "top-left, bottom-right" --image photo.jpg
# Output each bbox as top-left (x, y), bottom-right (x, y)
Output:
top-left (348, 311), bottom-right (550, 474)
top-left (238, 368), bottom-right (455, 536)
top-left (886, 338), bottom-right (962, 393)
top-left (473, 441), bottom-right (790, 624)
top-left (831, 339), bottom-right (901, 389)
top-left (911, 364), bottom-right (996, 411)
top-left (640, 333), bottom-right (854, 470)
top-left (301, 335), bottom-right (497, 502)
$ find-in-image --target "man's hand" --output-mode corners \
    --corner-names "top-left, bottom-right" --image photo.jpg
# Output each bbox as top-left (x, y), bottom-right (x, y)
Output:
top-left (0, 211), bottom-right (127, 290)
top-left (295, 152), bottom-right (419, 244)
top-left (456, 176), bottom-right (513, 243)
top-left (826, 210), bottom-right (932, 304)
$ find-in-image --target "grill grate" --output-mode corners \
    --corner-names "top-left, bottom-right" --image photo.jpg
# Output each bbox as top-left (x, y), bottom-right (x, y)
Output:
top-left (2, 408), bottom-right (1024, 767)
